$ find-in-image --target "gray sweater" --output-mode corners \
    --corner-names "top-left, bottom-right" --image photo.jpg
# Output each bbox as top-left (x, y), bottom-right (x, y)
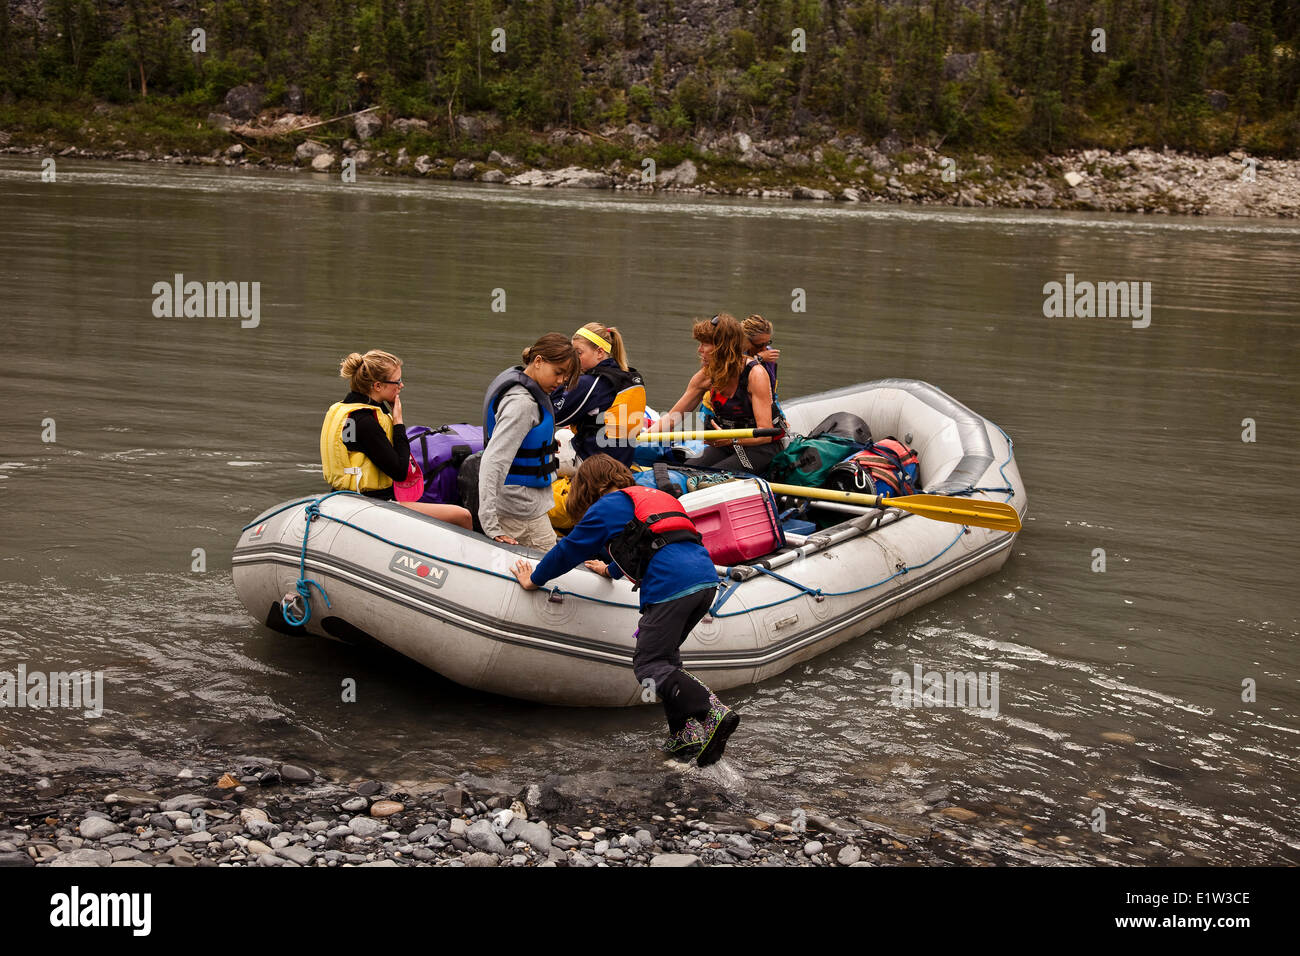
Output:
top-left (477, 384), bottom-right (555, 537)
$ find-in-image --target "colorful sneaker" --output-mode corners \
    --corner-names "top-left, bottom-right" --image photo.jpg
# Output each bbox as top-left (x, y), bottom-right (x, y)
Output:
top-left (662, 719), bottom-right (705, 761)
top-left (695, 694), bottom-right (740, 767)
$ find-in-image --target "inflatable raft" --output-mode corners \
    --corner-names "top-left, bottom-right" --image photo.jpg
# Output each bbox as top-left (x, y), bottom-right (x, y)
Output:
top-left (231, 379), bottom-right (1026, 706)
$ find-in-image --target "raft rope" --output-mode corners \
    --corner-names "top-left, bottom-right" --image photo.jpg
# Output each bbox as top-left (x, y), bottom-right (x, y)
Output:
top-left (242, 425), bottom-right (1018, 624)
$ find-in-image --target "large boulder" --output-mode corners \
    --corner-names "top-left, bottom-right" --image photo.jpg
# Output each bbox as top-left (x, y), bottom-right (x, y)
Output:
top-left (310, 152), bottom-right (336, 171)
top-left (451, 159), bottom-right (476, 180)
top-left (295, 141), bottom-right (330, 163)
top-left (657, 158), bottom-right (698, 187)
top-left (223, 84), bottom-right (265, 121)
top-left (354, 111), bottom-right (383, 142)
top-left (414, 154), bottom-right (434, 175)
top-left (391, 118), bottom-right (430, 135)
top-left (454, 114), bottom-right (485, 140)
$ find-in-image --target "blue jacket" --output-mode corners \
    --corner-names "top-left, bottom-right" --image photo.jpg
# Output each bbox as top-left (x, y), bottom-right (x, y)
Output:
top-left (529, 491), bottom-right (718, 609)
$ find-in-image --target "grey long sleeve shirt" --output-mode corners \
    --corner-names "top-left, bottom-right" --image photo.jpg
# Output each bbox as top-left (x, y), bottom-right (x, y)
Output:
top-left (477, 385), bottom-right (555, 538)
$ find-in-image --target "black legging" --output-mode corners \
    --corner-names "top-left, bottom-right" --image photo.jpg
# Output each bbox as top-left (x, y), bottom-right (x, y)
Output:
top-left (684, 440), bottom-right (780, 476)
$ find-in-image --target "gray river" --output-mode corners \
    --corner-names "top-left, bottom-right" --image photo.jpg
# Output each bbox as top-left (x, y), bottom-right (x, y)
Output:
top-left (1, 158), bottom-right (1296, 863)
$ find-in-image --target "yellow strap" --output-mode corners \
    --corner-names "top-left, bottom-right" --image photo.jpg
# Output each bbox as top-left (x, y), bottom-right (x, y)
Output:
top-left (575, 326), bottom-right (612, 352)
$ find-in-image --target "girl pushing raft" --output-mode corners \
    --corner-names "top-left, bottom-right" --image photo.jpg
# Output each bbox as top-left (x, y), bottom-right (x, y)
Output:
top-left (510, 454), bottom-right (740, 765)
top-left (479, 333), bottom-right (578, 549)
top-left (321, 350), bottom-right (472, 528)
top-left (645, 312), bottom-right (784, 475)
top-left (553, 322), bottom-right (646, 467)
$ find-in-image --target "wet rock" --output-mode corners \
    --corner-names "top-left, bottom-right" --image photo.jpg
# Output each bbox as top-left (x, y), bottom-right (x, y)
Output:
top-left (104, 788), bottom-right (160, 808)
top-left (467, 820), bottom-right (507, 855)
top-left (940, 807), bottom-right (979, 822)
top-left (0, 853), bottom-right (33, 867)
top-left (48, 848), bottom-right (112, 867)
top-left (1101, 732), bottom-right (1136, 744)
top-left (216, 773), bottom-right (240, 789)
top-left (159, 794), bottom-right (210, 813)
top-left (239, 808), bottom-right (269, 827)
top-left (793, 185), bottom-right (833, 200)
top-left (258, 769), bottom-right (280, 786)
top-left (370, 801), bottom-right (403, 817)
top-left (356, 780), bottom-right (382, 797)
top-left (280, 763), bottom-right (313, 782)
top-left (650, 853), bottom-right (701, 867)
top-left (341, 797), bottom-right (368, 813)
top-left (165, 847), bottom-right (197, 867)
top-left (78, 817), bottom-right (120, 840)
top-left (441, 787), bottom-right (467, 808)
top-left (279, 845), bottom-right (316, 866)
top-left (349, 817), bottom-right (386, 838)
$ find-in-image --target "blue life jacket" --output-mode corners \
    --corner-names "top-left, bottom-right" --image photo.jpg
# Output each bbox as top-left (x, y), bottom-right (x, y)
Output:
top-left (482, 367), bottom-right (559, 488)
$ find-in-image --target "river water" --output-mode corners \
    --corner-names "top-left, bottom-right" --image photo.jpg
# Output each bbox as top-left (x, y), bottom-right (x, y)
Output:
top-left (1, 158), bottom-right (1296, 863)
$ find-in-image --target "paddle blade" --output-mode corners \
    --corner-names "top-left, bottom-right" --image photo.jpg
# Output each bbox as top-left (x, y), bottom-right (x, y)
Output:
top-left (890, 494), bottom-right (1022, 532)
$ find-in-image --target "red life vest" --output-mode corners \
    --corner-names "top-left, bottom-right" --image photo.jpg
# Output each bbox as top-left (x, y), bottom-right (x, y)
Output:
top-left (606, 486), bottom-right (703, 587)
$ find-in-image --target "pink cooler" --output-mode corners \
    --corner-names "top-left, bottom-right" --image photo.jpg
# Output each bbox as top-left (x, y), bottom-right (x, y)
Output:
top-left (678, 479), bottom-right (785, 565)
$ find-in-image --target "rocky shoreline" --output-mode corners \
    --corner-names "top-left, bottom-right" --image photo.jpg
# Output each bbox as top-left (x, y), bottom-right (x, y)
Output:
top-left (3, 106), bottom-right (1297, 218)
top-left (0, 759), bottom-right (1055, 868)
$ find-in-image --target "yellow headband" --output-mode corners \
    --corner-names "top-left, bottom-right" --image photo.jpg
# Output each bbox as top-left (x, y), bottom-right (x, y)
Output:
top-left (575, 327), bottom-right (612, 353)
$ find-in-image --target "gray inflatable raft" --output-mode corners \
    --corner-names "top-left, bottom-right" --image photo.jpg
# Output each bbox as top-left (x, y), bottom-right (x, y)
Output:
top-left (231, 379), bottom-right (1027, 706)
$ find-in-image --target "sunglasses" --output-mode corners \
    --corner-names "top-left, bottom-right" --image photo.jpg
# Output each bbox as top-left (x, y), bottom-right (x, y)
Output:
top-left (710, 314), bottom-right (720, 326)
top-left (379, 378), bottom-right (403, 385)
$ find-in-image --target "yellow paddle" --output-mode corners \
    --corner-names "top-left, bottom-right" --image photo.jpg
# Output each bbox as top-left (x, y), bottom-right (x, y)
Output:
top-left (767, 483), bottom-right (1022, 533)
top-left (636, 428), bottom-right (784, 442)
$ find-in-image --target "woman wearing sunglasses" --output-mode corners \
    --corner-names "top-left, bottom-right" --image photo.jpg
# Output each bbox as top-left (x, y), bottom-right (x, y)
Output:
top-left (643, 313), bottom-right (783, 475)
top-left (320, 350), bottom-right (473, 527)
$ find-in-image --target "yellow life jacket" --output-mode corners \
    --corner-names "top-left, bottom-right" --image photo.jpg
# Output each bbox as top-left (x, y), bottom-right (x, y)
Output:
top-left (320, 401), bottom-right (396, 492)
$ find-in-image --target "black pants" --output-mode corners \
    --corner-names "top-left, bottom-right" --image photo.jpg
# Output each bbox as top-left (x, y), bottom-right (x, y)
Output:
top-left (632, 586), bottom-right (719, 732)
top-left (684, 440), bottom-right (779, 475)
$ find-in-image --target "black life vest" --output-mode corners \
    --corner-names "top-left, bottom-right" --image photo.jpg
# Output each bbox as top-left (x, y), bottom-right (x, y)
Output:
top-left (707, 360), bottom-right (784, 433)
top-left (606, 485), bottom-right (703, 588)
top-left (571, 362), bottom-right (646, 462)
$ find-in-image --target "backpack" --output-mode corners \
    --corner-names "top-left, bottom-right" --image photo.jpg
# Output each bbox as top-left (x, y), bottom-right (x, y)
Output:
top-left (406, 424), bottom-right (485, 504)
top-left (808, 411), bottom-right (872, 445)
top-left (767, 433), bottom-right (867, 487)
top-left (825, 438), bottom-right (920, 499)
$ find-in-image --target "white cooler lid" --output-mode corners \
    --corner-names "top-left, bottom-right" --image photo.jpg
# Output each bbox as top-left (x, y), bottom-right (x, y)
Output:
top-left (678, 478), bottom-right (764, 512)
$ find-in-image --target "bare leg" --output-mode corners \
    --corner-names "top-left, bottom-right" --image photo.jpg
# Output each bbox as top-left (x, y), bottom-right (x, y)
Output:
top-left (400, 501), bottom-right (473, 529)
